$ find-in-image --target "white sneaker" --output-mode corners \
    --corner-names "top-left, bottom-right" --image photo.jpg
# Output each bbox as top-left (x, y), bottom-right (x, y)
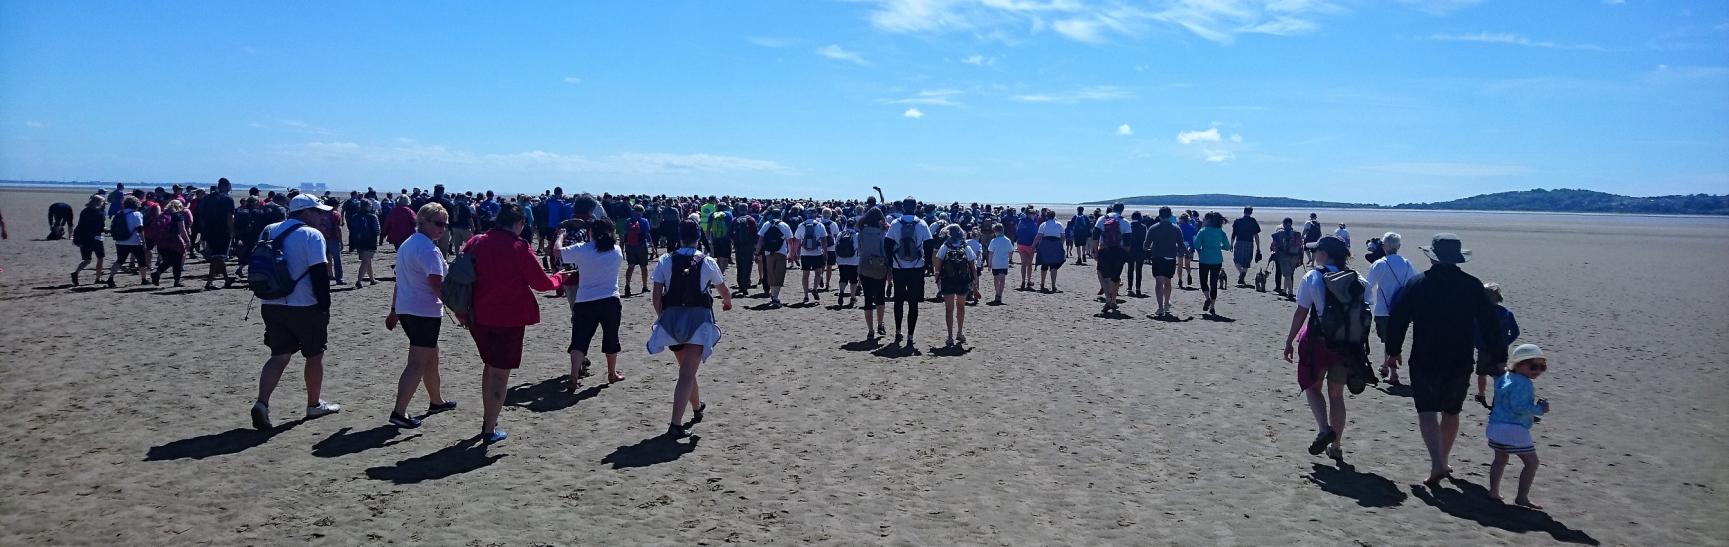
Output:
top-left (306, 400), bottom-right (342, 418)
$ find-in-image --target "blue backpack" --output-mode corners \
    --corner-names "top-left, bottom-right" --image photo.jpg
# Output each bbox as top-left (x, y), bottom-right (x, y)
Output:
top-left (247, 224), bottom-right (313, 299)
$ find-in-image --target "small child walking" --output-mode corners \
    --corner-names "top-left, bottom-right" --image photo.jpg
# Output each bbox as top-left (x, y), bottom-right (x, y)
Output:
top-left (1475, 282), bottom-right (1521, 408)
top-left (1486, 343), bottom-right (1551, 509)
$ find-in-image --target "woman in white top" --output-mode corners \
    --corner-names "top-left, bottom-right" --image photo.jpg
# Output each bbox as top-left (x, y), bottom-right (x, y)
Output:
top-left (833, 218), bottom-right (861, 308)
top-left (385, 202), bottom-right (456, 429)
top-left (648, 221), bottom-right (733, 438)
top-left (558, 217), bottom-right (627, 387)
top-left (1035, 209), bottom-right (1068, 293)
top-left (934, 224), bottom-right (978, 347)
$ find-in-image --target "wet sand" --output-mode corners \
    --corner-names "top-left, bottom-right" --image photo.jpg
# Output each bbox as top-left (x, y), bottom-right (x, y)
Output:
top-left (2, 189), bottom-right (1726, 545)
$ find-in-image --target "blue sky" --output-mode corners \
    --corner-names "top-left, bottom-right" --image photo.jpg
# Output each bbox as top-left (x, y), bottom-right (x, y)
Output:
top-left (2, 0), bottom-right (1726, 204)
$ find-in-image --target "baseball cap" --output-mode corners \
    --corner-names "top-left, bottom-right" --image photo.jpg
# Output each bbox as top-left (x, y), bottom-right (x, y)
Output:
top-left (1304, 235), bottom-right (1349, 257)
top-left (1420, 233), bottom-right (1471, 264)
top-left (287, 193), bottom-right (333, 214)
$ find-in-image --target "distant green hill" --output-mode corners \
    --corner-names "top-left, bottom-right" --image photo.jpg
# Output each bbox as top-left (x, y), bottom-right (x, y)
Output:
top-left (1391, 188), bottom-right (1729, 215)
top-left (1085, 194), bottom-right (1379, 209)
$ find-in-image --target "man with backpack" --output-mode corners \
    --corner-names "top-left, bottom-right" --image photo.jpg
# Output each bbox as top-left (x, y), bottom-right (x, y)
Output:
top-left (622, 205), bottom-right (654, 296)
top-left (885, 197), bottom-right (932, 348)
top-left (1382, 233), bottom-right (1507, 487)
top-left (706, 204), bottom-right (733, 275)
top-left (797, 214), bottom-right (831, 305)
top-left (854, 207), bottom-right (891, 337)
top-left (1270, 218), bottom-right (1303, 296)
top-left (1230, 206), bottom-right (1262, 288)
top-left (755, 211), bottom-right (794, 307)
top-left (105, 196), bottom-right (149, 287)
top-left (729, 209), bottom-right (758, 296)
top-left (1146, 207), bottom-right (1183, 318)
top-left (1090, 203), bottom-right (1132, 315)
top-left (1068, 207), bottom-right (1091, 266)
top-left (1302, 213), bottom-right (1323, 262)
top-left (1281, 235), bottom-right (1370, 461)
top-left (198, 178), bottom-right (238, 290)
top-left (249, 193), bottom-right (342, 431)
top-left (834, 218), bottom-right (860, 307)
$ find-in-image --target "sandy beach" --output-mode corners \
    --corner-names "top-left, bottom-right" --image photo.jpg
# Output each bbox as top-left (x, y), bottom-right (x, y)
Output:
top-left (2, 188), bottom-right (1726, 546)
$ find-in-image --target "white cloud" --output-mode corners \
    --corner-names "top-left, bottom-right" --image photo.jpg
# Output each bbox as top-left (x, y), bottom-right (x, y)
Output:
top-left (1176, 127), bottom-right (1221, 144)
top-left (816, 44), bottom-right (870, 66)
top-left (23, 121), bottom-right (46, 128)
top-left (961, 54), bottom-right (996, 66)
top-left (1395, 0), bottom-right (1481, 16)
top-left (886, 89), bottom-right (965, 106)
top-left (1363, 162), bottom-right (1531, 177)
top-left (1117, 123), bottom-right (1133, 136)
top-left (1204, 149), bottom-right (1235, 163)
top-left (289, 141), bottom-right (789, 175)
top-left (1230, 133), bottom-right (1243, 143)
top-left (1010, 85), bottom-right (1133, 103)
top-left (562, 76), bottom-right (583, 84)
top-left (903, 107), bottom-right (925, 119)
top-left (747, 36), bottom-right (796, 47)
top-left (862, 0), bottom-right (1344, 45)
top-left (1425, 32), bottom-right (1605, 51)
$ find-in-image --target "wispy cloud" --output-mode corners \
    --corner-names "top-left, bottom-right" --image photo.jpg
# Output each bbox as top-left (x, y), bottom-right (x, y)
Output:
top-left (885, 89), bottom-right (965, 106)
top-left (1363, 162), bottom-right (1530, 177)
top-left (903, 107), bottom-right (925, 119)
top-left (1117, 123), bottom-right (1133, 136)
top-left (1425, 32), bottom-right (1605, 51)
top-left (24, 121), bottom-right (46, 128)
top-left (862, 0), bottom-right (1345, 45)
top-left (562, 75), bottom-right (583, 84)
top-left (1175, 125), bottom-right (1243, 163)
top-left (961, 54), bottom-right (996, 66)
top-left (291, 141), bottom-right (789, 175)
top-left (1395, 0), bottom-right (1481, 16)
top-left (1010, 85), bottom-right (1133, 103)
top-left (747, 36), bottom-right (796, 48)
top-left (816, 44), bottom-right (870, 66)
top-left (1176, 127), bottom-right (1221, 144)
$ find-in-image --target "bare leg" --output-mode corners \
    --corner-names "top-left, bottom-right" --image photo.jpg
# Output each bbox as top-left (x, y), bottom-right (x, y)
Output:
top-left (481, 365), bottom-right (511, 435)
top-left (303, 352), bottom-right (325, 407)
top-left (1514, 452), bottom-right (1542, 508)
top-left (943, 297), bottom-right (955, 341)
top-left (605, 353), bottom-right (622, 383)
top-left (955, 293), bottom-right (966, 337)
top-left (392, 349), bottom-right (428, 415)
top-left (1440, 412), bottom-right (1460, 471)
top-left (1418, 411), bottom-right (1447, 482)
top-left (419, 347), bottom-right (446, 404)
top-left (1487, 451), bottom-right (1510, 501)
top-left (569, 349), bottom-right (587, 389)
top-left (1327, 380), bottom-right (1347, 452)
top-left (670, 346), bottom-right (704, 425)
top-left (1304, 387), bottom-right (1329, 430)
top-left (256, 354), bottom-right (292, 407)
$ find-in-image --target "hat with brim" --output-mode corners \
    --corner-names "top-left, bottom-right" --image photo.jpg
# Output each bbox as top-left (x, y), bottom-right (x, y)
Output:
top-left (287, 193), bottom-right (333, 214)
top-left (1509, 343), bottom-right (1544, 366)
top-left (1304, 235), bottom-right (1349, 257)
top-left (1420, 232), bottom-right (1471, 264)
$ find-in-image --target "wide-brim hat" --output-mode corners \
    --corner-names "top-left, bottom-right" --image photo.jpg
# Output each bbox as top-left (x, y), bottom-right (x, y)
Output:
top-left (287, 193), bottom-right (333, 214)
top-left (1420, 232), bottom-right (1471, 264)
top-left (1304, 235), bottom-right (1349, 257)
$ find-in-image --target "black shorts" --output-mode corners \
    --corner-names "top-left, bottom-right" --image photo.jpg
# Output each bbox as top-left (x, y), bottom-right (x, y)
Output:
top-left (203, 233), bottom-right (231, 260)
top-left (569, 296), bottom-right (623, 355)
top-left (800, 254), bottom-right (825, 270)
top-left (713, 238), bottom-right (732, 257)
top-left (114, 244), bottom-right (147, 264)
top-left (992, 268), bottom-right (1008, 277)
top-left (1097, 247), bottom-right (1128, 282)
top-left (1150, 257), bottom-right (1176, 278)
top-left (399, 314), bottom-right (442, 348)
top-left (838, 265), bottom-right (858, 285)
top-left (626, 245), bottom-right (649, 266)
top-left (262, 304), bottom-right (329, 358)
top-left (938, 275), bottom-right (972, 296)
top-left (861, 275), bottom-right (887, 310)
top-left (825, 251), bottom-right (837, 267)
top-left (1410, 370), bottom-right (1471, 414)
top-left (79, 242), bottom-right (106, 261)
top-left (892, 268), bottom-right (925, 303)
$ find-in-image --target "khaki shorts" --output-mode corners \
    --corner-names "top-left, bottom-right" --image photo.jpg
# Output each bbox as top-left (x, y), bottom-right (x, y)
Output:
top-left (764, 253), bottom-right (788, 288)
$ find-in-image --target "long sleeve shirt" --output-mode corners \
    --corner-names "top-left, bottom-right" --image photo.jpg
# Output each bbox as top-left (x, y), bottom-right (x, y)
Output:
top-left (465, 228), bottom-right (563, 327)
top-left (1384, 264), bottom-right (1507, 375)
top-left (1488, 373), bottom-right (1545, 429)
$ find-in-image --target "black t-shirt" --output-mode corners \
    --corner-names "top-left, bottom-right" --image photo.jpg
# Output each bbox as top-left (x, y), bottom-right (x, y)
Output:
top-left (1147, 221), bottom-right (1182, 259)
top-left (1230, 216), bottom-right (1261, 243)
top-left (198, 194), bottom-right (236, 237)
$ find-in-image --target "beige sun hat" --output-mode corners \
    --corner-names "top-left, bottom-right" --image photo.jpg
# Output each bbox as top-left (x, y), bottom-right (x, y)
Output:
top-left (1508, 344), bottom-right (1545, 366)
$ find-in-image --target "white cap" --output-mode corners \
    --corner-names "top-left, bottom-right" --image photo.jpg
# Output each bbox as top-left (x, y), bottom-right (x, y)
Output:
top-left (1509, 344), bottom-right (1545, 366)
top-left (287, 194), bottom-right (332, 214)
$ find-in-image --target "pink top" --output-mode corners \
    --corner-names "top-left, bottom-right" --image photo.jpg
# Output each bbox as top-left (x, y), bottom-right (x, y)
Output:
top-left (464, 229), bottom-right (563, 327)
top-left (384, 205), bottom-right (417, 246)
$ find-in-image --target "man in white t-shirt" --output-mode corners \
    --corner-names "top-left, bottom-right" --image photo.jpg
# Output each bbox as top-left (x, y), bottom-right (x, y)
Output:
top-left (886, 198), bottom-right (933, 348)
top-left (755, 213), bottom-right (794, 307)
top-left (385, 202), bottom-right (454, 429)
top-left (251, 193), bottom-right (341, 431)
top-left (1365, 231), bottom-right (1417, 383)
top-left (796, 215), bottom-right (829, 305)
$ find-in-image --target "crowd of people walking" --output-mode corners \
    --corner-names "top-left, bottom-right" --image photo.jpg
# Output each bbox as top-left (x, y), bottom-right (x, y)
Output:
top-left (45, 179), bottom-right (1553, 507)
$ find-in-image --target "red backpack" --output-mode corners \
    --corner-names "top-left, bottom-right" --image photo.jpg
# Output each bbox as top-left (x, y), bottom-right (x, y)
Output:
top-left (1099, 216), bottom-right (1123, 249)
top-left (625, 218), bottom-right (646, 247)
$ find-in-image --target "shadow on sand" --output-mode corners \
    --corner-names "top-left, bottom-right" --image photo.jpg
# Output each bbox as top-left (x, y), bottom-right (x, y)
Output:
top-left (1306, 462), bottom-right (1407, 508)
top-left (312, 425), bottom-right (421, 458)
top-left (840, 339), bottom-right (884, 352)
top-left (364, 437), bottom-right (506, 484)
top-left (145, 419), bottom-right (304, 461)
top-left (601, 434), bottom-right (700, 469)
top-left (1412, 478), bottom-right (1599, 545)
top-left (505, 377), bottom-right (605, 413)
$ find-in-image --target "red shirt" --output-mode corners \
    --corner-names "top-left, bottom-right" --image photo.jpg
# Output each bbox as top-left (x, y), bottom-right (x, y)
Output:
top-left (384, 205), bottom-right (417, 246)
top-left (464, 228), bottom-right (562, 327)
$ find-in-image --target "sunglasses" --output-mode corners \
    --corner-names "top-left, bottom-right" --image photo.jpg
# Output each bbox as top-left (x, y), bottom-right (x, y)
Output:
top-left (1525, 363), bottom-right (1547, 371)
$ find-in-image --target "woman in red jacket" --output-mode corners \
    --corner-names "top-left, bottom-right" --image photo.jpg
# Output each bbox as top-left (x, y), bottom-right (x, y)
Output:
top-left (383, 196), bottom-right (417, 249)
top-left (462, 203), bottom-right (564, 443)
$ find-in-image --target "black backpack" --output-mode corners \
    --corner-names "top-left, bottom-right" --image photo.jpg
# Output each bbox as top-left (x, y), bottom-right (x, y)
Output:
top-left (1313, 269), bottom-right (1372, 357)
top-left (662, 251), bottom-right (713, 308)
top-left (835, 232), bottom-right (856, 258)
top-left (109, 211), bottom-right (133, 241)
top-left (941, 243), bottom-right (972, 282)
top-left (802, 221), bottom-right (822, 250)
top-left (760, 222), bottom-right (785, 254)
